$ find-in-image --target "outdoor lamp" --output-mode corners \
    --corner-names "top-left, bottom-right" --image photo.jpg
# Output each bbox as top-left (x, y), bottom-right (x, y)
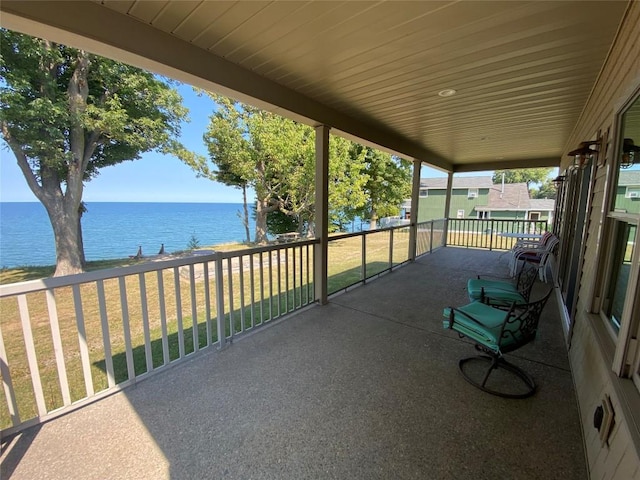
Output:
top-left (568, 140), bottom-right (600, 169)
top-left (552, 175), bottom-right (566, 188)
top-left (621, 138), bottom-right (640, 169)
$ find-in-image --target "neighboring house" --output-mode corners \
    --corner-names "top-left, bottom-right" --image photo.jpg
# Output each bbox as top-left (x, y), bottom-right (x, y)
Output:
top-left (412, 176), bottom-right (554, 223)
top-left (613, 170), bottom-right (640, 214)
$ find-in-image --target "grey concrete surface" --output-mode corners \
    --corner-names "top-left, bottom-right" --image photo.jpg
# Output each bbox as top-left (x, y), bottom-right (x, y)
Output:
top-left (1, 247), bottom-right (586, 480)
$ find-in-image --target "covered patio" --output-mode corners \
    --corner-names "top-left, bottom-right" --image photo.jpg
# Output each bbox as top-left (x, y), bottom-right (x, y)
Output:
top-left (1, 247), bottom-right (584, 480)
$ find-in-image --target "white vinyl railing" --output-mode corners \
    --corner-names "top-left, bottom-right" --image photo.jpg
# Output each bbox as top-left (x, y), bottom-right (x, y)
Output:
top-left (0, 221), bottom-right (447, 435)
top-left (0, 240), bottom-right (316, 435)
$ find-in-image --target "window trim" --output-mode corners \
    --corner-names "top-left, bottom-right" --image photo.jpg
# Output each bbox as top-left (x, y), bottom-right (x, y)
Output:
top-left (467, 188), bottom-right (478, 199)
top-left (456, 209), bottom-right (465, 218)
top-left (597, 84), bottom-right (640, 378)
top-left (625, 186), bottom-right (640, 199)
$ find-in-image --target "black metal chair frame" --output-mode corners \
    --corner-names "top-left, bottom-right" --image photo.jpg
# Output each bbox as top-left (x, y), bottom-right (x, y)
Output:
top-left (448, 289), bottom-right (552, 399)
top-left (477, 260), bottom-right (539, 308)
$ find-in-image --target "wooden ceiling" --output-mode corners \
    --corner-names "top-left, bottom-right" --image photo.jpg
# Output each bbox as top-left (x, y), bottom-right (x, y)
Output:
top-left (0, 1), bottom-right (630, 172)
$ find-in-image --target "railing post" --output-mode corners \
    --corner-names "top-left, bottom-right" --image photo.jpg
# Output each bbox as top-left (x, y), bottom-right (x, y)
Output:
top-left (215, 256), bottom-right (226, 349)
top-left (361, 232), bottom-right (367, 283)
top-left (389, 228), bottom-right (394, 269)
top-left (314, 125), bottom-right (329, 305)
top-left (489, 219), bottom-right (495, 251)
top-left (408, 159), bottom-right (422, 261)
top-left (430, 221), bottom-right (434, 253)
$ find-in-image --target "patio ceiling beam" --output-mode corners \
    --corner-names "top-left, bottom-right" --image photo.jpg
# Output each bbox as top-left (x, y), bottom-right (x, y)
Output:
top-left (0, 0), bottom-right (452, 172)
top-left (452, 156), bottom-right (560, 173)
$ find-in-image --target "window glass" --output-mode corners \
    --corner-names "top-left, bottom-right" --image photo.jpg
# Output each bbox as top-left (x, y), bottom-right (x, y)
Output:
top-left (605, 223), bottom-right (636, 333)
top-left (613, 96), bottom-right (640, 213)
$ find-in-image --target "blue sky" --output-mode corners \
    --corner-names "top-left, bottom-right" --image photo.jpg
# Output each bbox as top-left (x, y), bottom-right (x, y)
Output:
top-left (0, 83), bottom-right (461, 203)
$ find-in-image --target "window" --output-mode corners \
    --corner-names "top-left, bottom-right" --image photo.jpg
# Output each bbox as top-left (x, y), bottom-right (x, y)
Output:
top-left (477, 211), bottom-right (489, 219)
top-left (603, 223), bottom-right (636, 334)
top-left (599, 88), bottom-right (640, 383)
top-left (419, 188), bottom-right (428, 198)
top-left (457, 209), bottom-right (465, 218)
top-left (529, 212), bottom-right (541, 221)
top-left (625, 186), bottom-right (640, 199)
top-left (468, 188), bottom-right (478, 199)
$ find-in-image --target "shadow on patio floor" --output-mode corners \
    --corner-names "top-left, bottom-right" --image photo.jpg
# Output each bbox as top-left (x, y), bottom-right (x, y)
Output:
top-left (1, 247), bottom-right (585, 480)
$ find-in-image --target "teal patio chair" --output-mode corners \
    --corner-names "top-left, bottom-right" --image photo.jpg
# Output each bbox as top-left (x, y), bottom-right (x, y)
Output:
top-left (443, 289), bottom-right (552, 398)
top-left (467, 260), bottom-right (538, 307)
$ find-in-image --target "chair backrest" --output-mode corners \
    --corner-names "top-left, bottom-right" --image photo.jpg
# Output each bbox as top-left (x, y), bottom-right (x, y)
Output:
top-left (498, 288), bottom-right (553, 353)
top-left (515, 261), bottom-right (539, 302)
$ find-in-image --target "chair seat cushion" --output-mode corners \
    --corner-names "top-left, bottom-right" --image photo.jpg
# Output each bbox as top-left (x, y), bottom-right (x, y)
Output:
top-left (443, 301), bottom-right (520, 353)
top-left (467, 279), bottom-right (526, 305)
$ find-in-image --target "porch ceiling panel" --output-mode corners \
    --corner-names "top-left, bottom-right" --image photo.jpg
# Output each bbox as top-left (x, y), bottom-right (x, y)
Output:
top-left (0, 0), bottom-right (629, 172)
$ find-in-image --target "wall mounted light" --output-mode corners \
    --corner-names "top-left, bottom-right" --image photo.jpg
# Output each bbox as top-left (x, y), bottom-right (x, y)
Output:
top-left (568, 140), bottom-right (600, 169)
top-left (621, 138), bottom-right (640, 169)
top-left (552, 175), bottom-right (566, 189)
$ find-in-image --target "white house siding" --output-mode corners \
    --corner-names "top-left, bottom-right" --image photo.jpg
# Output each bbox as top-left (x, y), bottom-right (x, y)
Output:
top-left (564, 2), bottom-right (640, 479)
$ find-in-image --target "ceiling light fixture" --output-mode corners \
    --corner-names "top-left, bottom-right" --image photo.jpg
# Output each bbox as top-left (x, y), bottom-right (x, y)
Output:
top-left (438, 88), bottom-right (457, 98)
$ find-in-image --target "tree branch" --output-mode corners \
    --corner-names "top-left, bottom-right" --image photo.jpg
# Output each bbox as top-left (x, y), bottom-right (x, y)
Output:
top-left (0, 121), bottom-right (45, 202)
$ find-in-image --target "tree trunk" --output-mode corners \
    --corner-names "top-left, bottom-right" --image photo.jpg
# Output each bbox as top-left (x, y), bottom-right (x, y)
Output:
top-left (43, 198), bottom-right (85, 276)
top-left (254, 198), bottom-right (270, 244)
top-left (369, 211), bottom-right (378, 230)
top-left (242, 184), bottom-right (251, 244)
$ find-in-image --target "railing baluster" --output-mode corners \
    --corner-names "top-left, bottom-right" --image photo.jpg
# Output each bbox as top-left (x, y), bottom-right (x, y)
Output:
top-left (0, 318), bottom-right (20, 426)
top-left (215, 258), bottom-right (226, 348)
top-left (275, 250), bottom-right (281, 318)
top-left (238, 255), bottom-right (246, 331)
top-left (259, 252), bottom-right (264, 324)
top-left (249, 254), bottom-right (255, 329)
top-left (361, 233), bottom-right (367, 282)
top-left (173, 267), bottom-right (185, 358)
top-left (189, 265), bottom-right (199, 352)
top-left (118, 277), bottom-right (135, 381)
top-left (285, 248), bottom-right (290, 312)
top-left (389, 229), bottom-right (394, 268)
top-left (156, 270), bottom-right (170, 365)
top-left (45, 290), bottom-right (71, 406)
top-left (203, 262), bottom-right (212, 345)
top-left (292, 247), bottom-right (297, 308)
top-left (306, 244), bottom-right (311, 304)
top-left (298, 246), bottom-right (303, 307)
top-left (227, 258), bottom-right (235, 337)
top-left (268, 252), bottom-right (273, 319)
top-left (17, 295), bottom-right (46, 416)
top-left (72, 285), bottom-right (94, 396)
top-left (96, 281), bottom-right (115, 388)
top-left (138, 274), bottom-right (153, 373)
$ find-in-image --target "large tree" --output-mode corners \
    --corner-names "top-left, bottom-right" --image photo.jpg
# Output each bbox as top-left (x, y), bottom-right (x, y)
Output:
top-left (352, 146), bottom-right (412, 230)
top-left (492, 168), bottom-right (553, 191)
top-left (195, 95), bottom-right (367, 243)
top-left (1, 30), bottom-right (198, 276)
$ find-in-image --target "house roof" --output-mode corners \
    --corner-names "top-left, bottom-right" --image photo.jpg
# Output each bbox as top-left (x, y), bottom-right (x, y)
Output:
top-left (529, 199), bottom-right (556, 211)
top-left (618, 170), bottom-right (640, 186)
top-left (420, 176), bottom-right (493, 189)
top-left (480, 183), bottom-right (531, 211)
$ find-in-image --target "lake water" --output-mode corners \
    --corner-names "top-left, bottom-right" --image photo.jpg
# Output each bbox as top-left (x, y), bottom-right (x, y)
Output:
top-left (0, 202), bottom-right (256, 268)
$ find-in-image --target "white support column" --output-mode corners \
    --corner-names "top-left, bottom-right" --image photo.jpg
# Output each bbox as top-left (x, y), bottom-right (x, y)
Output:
top-left (408, 159), bottom-right (422, 261)
top-left (443, 171), bottom-right (454, 244)
top-left (314, 125), bottom-right (330, 305)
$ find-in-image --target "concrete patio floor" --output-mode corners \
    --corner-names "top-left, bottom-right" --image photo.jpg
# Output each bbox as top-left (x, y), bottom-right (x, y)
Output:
top-left (0, 247), bottom-right (586, 480)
